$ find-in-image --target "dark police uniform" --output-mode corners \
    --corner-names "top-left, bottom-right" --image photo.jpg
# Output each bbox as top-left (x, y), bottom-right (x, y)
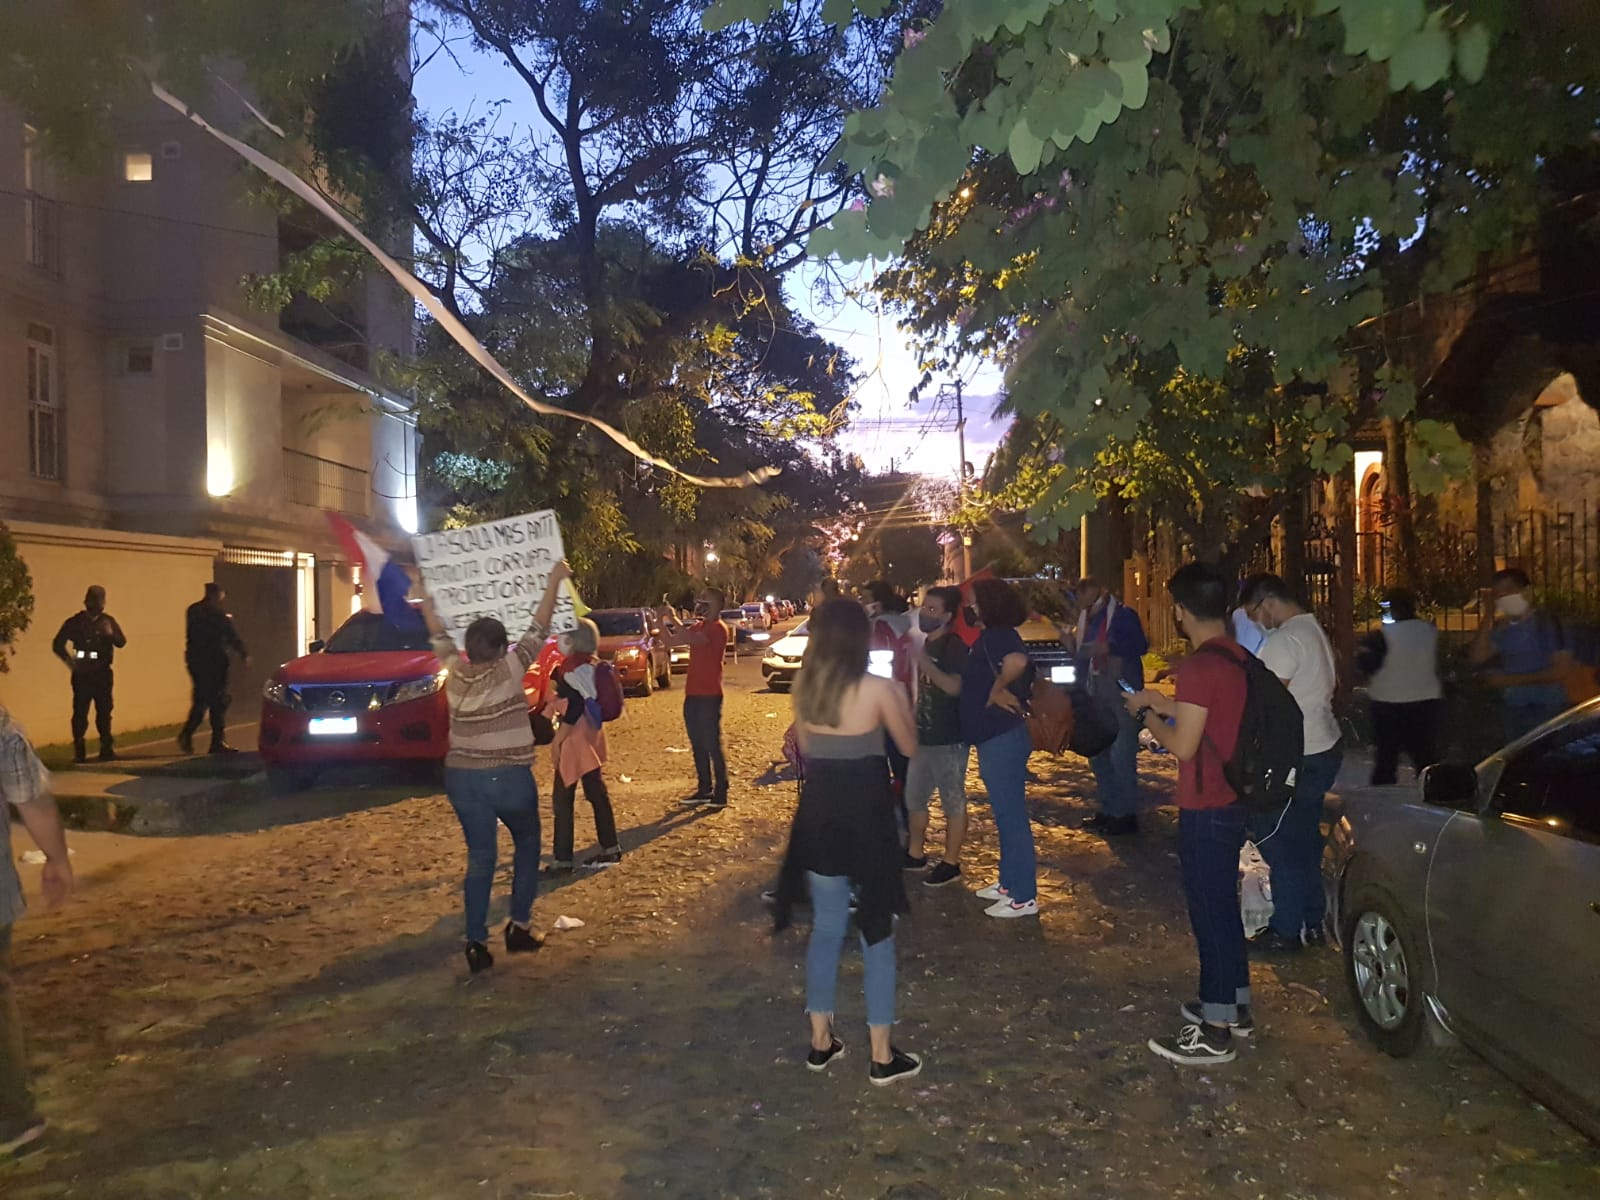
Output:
top-left (52, 610), bottom-right (127, 761)
top-left (182, 600), bottom-right (249, 751)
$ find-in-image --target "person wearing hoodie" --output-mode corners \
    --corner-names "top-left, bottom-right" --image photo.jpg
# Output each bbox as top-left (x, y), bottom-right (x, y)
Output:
top-left (547, 617), bottom-right (622, 873)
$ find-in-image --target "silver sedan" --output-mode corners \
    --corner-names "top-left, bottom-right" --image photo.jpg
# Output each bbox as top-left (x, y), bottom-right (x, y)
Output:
top-left (1323, 698), bottom-right (1600, 1141)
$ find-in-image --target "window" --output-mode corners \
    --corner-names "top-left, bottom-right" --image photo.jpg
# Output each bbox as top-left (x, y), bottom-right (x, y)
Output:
top-left (1492, 715), bottom-right (1600, 843)
top-left (123, 151), bottom-right (153, 182)
top-left (21, 124), bottom-right (59, 273)
top-left (26, 323), bottom-right (61, 482)
top-left (125, 343), bottom-right (155, 374)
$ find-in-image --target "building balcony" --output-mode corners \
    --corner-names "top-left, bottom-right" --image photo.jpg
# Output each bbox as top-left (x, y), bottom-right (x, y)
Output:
top-left (283, 447), bottom-right (370, 517)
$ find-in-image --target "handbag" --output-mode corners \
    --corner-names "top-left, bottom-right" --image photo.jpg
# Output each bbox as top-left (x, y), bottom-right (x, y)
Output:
top-left (1066, 687), bottom-right (1119, 758)
top-left (530, 708), bottom-right (556, 746)
top-left (982, 635), bottom-right (1075, 756)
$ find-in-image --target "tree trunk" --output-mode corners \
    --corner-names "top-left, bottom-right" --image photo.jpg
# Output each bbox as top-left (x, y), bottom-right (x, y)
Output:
top-left (1332, 464), bottom-right (1358, 709)
top-left (1474, 441), bottom-right (1496, 586)
top-left (1383, 416), bottom-right (1421, 589)
top-left (1280, 477), bottom-right (1307, 591)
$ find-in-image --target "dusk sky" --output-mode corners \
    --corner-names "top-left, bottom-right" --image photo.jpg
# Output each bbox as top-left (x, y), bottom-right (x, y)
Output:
top-left (409, 35), bottom-right (1010, 484)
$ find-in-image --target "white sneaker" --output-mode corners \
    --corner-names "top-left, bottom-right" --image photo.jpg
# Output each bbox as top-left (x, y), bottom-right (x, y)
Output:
top-left (985, 897), bottom-right (1038, 919)
top-left (975, 882), bottom-right (1008, 901)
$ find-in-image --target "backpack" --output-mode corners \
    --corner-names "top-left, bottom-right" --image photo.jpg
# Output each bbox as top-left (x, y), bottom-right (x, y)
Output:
top-left (1065, 687), bottom-right (1119, 758)
top-left (595, 662), bottom-right (625, 722)
top-left (1196, 643), bottom-right (1304, 812)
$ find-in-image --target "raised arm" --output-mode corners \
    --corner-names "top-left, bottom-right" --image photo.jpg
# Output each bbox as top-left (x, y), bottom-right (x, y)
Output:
top-left (527, 560), bottom-right (573, 639)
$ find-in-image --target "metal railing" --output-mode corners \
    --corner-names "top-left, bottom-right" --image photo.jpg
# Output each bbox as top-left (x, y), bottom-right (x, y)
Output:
top-left (23, 193), bottom-right (60, 275)
top-left (282, 448), bottom-right (369, 516)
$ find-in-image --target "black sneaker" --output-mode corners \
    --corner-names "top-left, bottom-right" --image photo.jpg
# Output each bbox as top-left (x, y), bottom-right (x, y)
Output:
top-left (543, 861), bottom-right (575, 876)
top-left (681, 792), bottom-right (714, 806)
top-left (924, 861), bottom-right (962, 888)
top-left (209, 742), bottom-right (240, 755)
top-left (503, 922), bottom-right (545, 954)
top-left (805, 1038), bottom-right (845, 1072)
top-left (1148, 1023), bottom-right (1236, 1065)
top-left (1249, 930), bottom-right (1304, 956)
top-left (1081, 812), bottom-right (1109, 831)
top-left (464, 941), bottom-right (494, 974)
top-left (1302, 925), bottom-right (1328, 950)
top-left (902, 853), bottom-right (928, 870)
top-left (868, 1048), bottom-right (923, 1087)
top-left (707, 793), bottom-right (729, 809)
top-left (1096, 814), bottom-right (1139, 837)
top-left (584, 849), bottom-right (623, 869)
top-left (1178, 1000), bottom-right (1255, 1038)
top-left (177, 730), bottom-right (194, 756)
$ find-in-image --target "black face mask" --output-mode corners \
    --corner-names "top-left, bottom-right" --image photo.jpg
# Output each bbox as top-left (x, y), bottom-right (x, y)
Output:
top-left (962, 605), bottom-right (980, 628)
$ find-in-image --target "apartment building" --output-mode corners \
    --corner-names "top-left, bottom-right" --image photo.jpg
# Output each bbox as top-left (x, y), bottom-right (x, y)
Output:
top-left (0, 90), bottom-right (416, 745)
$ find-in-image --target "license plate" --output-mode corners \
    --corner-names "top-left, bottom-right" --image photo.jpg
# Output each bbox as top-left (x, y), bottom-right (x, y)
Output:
top-left (1050, 665), bottom-right (1077, 685)
top-left (308, 716), bottom-right (358, 736)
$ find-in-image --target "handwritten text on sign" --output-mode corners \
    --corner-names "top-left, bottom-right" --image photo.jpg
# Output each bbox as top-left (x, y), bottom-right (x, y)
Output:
top-left (412, 510), bottom-right (576, 643)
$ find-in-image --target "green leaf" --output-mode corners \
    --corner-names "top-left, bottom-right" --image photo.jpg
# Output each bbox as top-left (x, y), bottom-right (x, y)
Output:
top-left (1456, 23), bottom-right (1490, 84)
top-left (1009, 115), bottom-right (1045, 175)
top-left (1389, 27), bottom-right (1453, 91)
top-left (820, 0), bottom-right (856, 27)
top-left (701, 0), bottom-right (780, 32)
top-left (1109, 58), bottom-right (1150, 110)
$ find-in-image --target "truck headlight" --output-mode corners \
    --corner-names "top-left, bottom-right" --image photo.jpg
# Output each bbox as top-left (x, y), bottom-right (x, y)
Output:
top-left (391, 671), bottom-right (449, 706)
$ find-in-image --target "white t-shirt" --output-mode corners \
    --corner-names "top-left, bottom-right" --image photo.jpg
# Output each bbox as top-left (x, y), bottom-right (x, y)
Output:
top-left (1367, 619), bottom-right (1442, 704)
top-left (1261, 611), bottom-right (1341, 755)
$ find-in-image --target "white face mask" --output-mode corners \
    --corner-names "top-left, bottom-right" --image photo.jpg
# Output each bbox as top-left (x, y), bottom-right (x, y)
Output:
top-left (1495, 594), bottom-right (1531, 619)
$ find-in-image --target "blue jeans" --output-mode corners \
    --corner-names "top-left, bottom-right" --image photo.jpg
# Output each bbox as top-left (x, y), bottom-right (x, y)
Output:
top-left (1089, 704), bottom-right (1140, 818)
top-left (1250, 743), bottom-right (1343, 939)
top-left (1179, 805), bottom-right (1251, 1024)
top-left (445, 765), bottom-right (541, 945)
top-left (805, 872), bottom-right (895, 1027)
top-left (976, 723), bottom-right (1037, 903)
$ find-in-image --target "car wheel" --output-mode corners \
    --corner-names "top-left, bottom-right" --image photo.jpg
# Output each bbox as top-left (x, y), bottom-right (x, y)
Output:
top-left (1342, 886), bottom-right (1428, 1057)
top-left (656, 660), bottom-right (671, 689)
top-left (266, 766), bottom-right (317, 794)
top-left (638, 670), bottom-right (654, 697)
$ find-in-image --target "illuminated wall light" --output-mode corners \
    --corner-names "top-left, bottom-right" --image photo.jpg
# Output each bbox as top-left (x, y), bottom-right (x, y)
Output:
top-left (396, 494), bottom-right (419, 535)
top-left (206, 450), bottom-right (235, 497)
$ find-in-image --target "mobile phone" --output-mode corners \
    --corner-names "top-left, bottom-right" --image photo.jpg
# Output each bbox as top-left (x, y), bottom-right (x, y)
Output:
top-left (1117, 679), bottom-right (1137, 695)
top-left (868, 649), bottom-right (895, 679)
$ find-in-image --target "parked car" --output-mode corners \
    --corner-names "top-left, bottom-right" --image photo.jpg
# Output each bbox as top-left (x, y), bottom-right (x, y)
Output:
top-left (587, 607), bottom-right (672, 696)
top-left (761, 619), bottom-right (810, 691)
top-left (1323, 698), bottom-right (1600, 1140)
top-left (741, 602), bottom-right (772, 630)
top-left (260, 610), bottom-right (451, 791)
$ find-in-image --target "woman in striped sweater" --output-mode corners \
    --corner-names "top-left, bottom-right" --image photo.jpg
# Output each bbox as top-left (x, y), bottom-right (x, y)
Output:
top-left (421, 560), bottom-right (570, 974)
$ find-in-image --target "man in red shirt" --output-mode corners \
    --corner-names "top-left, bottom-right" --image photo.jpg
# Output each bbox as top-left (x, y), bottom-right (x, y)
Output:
top-left (665, 589), bottom-right (730, 807)
top-left (1126, 562), bottom-right (1252, 1065)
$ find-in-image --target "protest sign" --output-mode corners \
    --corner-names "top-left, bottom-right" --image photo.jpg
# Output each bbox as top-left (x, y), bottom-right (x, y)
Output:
top-left (412, 509), bottom-right (577, 644)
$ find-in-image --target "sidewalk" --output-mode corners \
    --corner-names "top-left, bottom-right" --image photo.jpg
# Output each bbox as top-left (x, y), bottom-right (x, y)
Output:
top-left (41, 722), bottom-right (264, 834)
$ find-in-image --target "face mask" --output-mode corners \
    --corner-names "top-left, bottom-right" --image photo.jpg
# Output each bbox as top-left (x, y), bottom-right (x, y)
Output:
top-left (1496, 594), bottom-right (1530, 619)
top-left (918, 613), bottom-right (947, 635)
top-left (557, 638), bottom-right (574, 657)
top-left (1173, 608), bottom-right (1190, 642)
top-left (962, 605), bottom-right (980, 628)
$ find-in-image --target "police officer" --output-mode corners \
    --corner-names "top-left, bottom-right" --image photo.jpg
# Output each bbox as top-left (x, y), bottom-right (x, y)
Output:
top-left (51, 585), bottom-right (127, 763)
top-left (179, 583), bottom-right (250, 755)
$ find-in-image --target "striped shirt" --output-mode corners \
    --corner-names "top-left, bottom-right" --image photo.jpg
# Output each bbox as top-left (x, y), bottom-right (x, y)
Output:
top-left (0, 707), bottom-right (47, 926)
top-left (432, 627), bottom-right (546, 771)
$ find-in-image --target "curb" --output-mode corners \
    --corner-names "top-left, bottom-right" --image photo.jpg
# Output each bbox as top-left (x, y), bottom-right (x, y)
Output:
top-left (45, 775), bottom-right (265, 835)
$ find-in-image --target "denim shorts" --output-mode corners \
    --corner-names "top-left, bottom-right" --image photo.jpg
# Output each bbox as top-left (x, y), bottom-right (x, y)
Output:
top-left (905, 742), bottom-right (969, 816)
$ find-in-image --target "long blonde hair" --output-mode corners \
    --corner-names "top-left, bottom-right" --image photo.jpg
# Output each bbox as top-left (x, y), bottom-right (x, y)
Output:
top-left (793, 599), bottom-right (870, 727)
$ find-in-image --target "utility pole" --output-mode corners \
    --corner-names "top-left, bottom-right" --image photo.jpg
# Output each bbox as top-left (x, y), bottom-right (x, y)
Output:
top-left (954, 378), bottom-right (973, 579)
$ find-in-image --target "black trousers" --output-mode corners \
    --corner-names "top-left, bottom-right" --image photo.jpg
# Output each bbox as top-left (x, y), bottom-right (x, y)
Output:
top-left (683, 696), bottom-right (727, 798)
top-left (70, 668), bottom-right (114, 750)
top-left (183, 661), bottom-right (231, 742)
top-left (552, 769), bottom-right (619, 863)
top-left (1369, 699), bottom-right (1441, 786)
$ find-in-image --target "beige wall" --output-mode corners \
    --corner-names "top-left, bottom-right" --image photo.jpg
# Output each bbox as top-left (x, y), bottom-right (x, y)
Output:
top-left (1, 521), bottom-right (220, 746)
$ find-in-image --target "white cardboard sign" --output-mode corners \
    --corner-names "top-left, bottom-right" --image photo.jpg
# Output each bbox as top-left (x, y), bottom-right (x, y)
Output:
top-left (412, 510), bottom-right (576, 644)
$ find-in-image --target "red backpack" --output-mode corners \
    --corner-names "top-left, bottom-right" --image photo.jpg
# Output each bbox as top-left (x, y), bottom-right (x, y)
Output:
top-left (595, 661), bottom-right (625, 722)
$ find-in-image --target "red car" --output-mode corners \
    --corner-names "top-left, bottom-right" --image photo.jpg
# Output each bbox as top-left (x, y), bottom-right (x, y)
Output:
top-left (260, 610), bottom-right (451, 791)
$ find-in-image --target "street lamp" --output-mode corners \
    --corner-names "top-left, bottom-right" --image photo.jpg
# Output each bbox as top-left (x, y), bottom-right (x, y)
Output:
top-left (705, 551), bottom-right (718, 564)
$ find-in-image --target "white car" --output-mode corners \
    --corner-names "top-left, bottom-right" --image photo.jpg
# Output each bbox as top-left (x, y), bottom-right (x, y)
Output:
top-left (761, 620), bottom-right (809, 691)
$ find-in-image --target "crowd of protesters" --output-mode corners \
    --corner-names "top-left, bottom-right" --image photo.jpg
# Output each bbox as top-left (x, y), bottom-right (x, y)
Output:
top-left (5, 553), bottom-right (1600, 1147)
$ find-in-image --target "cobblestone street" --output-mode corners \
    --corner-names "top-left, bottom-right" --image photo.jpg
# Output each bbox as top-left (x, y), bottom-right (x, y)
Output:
top-left (6, 654), bottom-right (1598, 1199)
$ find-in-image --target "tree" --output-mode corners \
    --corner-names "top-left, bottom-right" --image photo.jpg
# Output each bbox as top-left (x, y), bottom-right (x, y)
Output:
top-left (0, 523), bottom-right (35, 673)
top-left (713, 0), bottom-right (1600, 544)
